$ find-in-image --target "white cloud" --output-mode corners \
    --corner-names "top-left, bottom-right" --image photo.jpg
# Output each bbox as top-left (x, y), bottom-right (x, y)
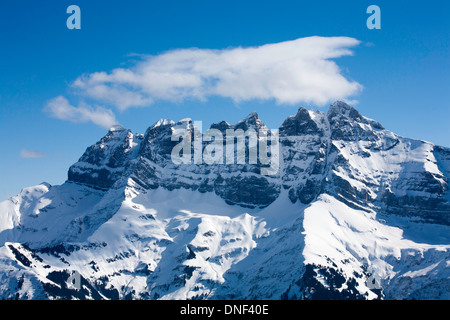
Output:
top-left (71, 36), bottom-right (362, 109)
top-left (44, 96), bottom-right (118, 129)
top-left (20, 149), bottom-right (47, 159)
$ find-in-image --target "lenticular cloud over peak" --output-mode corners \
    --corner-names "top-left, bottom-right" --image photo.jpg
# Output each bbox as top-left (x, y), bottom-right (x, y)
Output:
top-left (71, 36), bottom-right (362, 110)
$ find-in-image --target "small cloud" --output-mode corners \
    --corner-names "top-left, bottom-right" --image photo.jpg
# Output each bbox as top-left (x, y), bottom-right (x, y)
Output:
top-left (44, 96), bottom-right (118, 129)
top-left (20, 149), bottom-right (47, 159)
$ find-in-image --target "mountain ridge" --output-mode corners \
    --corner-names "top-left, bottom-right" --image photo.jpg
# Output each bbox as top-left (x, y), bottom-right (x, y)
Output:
top-left (0, 101), bottom-right (449, 300)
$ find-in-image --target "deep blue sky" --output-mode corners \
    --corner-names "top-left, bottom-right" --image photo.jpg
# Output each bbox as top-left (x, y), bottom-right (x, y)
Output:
top-left (0, 0), bottom-right (449, 200)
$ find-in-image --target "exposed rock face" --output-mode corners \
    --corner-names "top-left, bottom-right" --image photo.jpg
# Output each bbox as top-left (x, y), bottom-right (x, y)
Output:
top-left (68, 126), bottom-right (141, 190)
top-left (0, 101), bottom-right (449, 300)
top-left (66, 101), bottom-right (450, 224)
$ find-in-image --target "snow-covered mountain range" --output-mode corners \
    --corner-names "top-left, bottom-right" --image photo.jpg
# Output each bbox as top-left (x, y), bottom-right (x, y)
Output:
top-left (0, 101), bottom-right (449, 300)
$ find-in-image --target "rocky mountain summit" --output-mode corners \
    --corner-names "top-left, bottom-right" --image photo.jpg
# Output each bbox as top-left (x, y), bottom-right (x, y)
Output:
top-left (1, 101), bottom-right (449, 300)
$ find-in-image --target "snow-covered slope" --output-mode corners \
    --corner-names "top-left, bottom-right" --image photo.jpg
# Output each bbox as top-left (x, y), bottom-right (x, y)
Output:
top-left (0, 101), bottom-right (449, 300)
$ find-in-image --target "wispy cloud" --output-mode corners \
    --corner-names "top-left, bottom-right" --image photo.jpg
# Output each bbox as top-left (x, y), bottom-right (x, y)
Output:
top-left (70, 36), bottom-right (362, 109)
top-left (44, 96), bottom-right (118, 129)
top-left (20, 149), bottom-right (47, 159)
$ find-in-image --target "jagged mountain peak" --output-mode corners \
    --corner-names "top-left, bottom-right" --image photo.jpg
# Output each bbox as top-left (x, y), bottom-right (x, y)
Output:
top-left (327, 100), bottom-right (366, 125)
top-left (328, 100), bottom-right (355, 114)
top-left (108, 124), bottom-right (127, 132)
top-left (176, 118), bottom-right (193, 125)
top-left (152, 118), bottom-right (175, 129)
top-left (279, 106), bottom-right (325, 137)
top-left (327, 101), bottom-right (384, 130)
top-left (243, 110), bottom-right (259, 121)
top-left (233, 111), bottom-right (266, 132)
top-left (209, 111), bottom-right (266, 133)
top-left (210, 120), bottom-right (231, 131)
